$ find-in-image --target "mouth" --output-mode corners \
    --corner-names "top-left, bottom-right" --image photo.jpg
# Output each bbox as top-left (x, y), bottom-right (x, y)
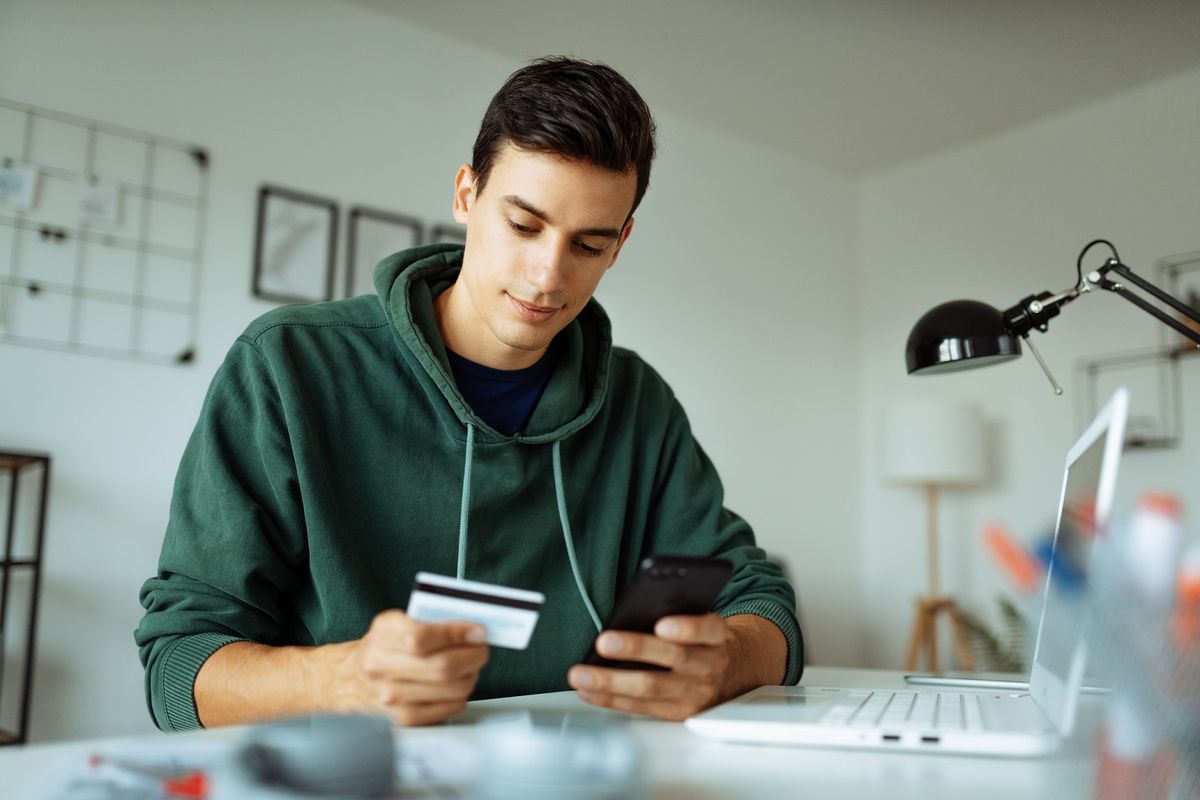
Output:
top-left (507, 293), bottom-right (561, 323)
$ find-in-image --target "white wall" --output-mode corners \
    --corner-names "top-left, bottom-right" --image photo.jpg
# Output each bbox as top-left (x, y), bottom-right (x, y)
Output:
top-left (0, 0), bottom-right (861, 741)
top-left (856, 68), bottom-right (1200, 668)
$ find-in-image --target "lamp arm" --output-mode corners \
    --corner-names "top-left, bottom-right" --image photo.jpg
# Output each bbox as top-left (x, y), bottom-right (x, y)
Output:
top-left (1092, 260), bottom-right (1200, 346)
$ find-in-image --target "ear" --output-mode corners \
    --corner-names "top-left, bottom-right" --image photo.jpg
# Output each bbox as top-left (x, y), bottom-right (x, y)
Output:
top-left (605, 217), bottom-right (636, 270)
top-left (452, 164), bottom-right (476, 224)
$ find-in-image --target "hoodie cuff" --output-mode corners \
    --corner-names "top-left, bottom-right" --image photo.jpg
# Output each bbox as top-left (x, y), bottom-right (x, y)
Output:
top-left (719, 600), bottom-right (805, 685)
top-left (154, 633), bottom-right (247, 731)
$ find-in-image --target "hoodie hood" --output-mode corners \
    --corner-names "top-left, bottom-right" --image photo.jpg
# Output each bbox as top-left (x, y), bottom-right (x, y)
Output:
top-left (374, 243), bottom-right (613, 445)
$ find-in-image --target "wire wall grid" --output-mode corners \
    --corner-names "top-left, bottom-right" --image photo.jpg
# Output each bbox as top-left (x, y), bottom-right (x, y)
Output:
top-left (0, 97), bottom-right (209, 365)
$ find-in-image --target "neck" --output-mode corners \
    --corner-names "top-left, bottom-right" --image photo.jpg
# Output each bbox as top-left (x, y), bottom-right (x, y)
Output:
top-left (434, 284), bottom-right (546, 370)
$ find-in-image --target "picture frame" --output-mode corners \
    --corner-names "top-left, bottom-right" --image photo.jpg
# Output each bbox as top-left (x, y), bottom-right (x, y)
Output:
top-left (1076, 347), bottom-right (1181, 450)
top-left (252, 185), bottom-right (337, 304)
top-left (346, 206), bottom-right (423, 298)
top-left (429, 222), bottom-right (466, 245)
top-left (1157, 250), bottom-right (1200, 351)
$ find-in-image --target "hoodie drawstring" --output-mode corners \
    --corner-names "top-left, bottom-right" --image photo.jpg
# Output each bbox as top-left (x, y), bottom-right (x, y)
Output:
top-left (553, 440), bottom-right (603, 633)
top-left (456, 423), bottom-right (475, 580)
top-left (452, 427), bottom-right (603, 634)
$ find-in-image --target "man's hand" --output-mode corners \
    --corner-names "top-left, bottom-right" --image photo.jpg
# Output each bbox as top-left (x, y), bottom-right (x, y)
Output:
top-left (334, 610), bottom-right (490, 726)
top-left (566, 613), bottom-right (730, 721)
top-left (565, 613), bottom-right (787, 721)
top-left (194, 610), bottom-right (489, 728)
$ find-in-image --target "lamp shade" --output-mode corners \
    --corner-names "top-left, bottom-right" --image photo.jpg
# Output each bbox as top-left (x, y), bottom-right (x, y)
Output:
top-left (882, 402), bottom-right (987, 486)
top-left (905, 300), bottom-right (1021, 375)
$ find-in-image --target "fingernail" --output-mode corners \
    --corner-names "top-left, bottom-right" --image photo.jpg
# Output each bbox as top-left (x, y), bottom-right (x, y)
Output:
top-left (598, 632), bottom-right (623, 654)
top-left (466, 626), bottom-right (486, 644)
top-left (657, 620), bottom-right (679, 637)
top-left (571, 669), bottom-right (594, 689)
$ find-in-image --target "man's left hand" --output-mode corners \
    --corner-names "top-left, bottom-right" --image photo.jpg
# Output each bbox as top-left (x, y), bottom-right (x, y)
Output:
top-left (567, 613), bottom-right (732, 721)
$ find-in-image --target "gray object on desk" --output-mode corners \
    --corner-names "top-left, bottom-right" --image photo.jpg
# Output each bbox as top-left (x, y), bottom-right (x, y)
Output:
top-left (238, 713), bottom-right (396, 797)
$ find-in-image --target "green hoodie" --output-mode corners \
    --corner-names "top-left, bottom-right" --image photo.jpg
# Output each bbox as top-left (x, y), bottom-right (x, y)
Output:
top-left (136, 244), bottom-right (803, 732)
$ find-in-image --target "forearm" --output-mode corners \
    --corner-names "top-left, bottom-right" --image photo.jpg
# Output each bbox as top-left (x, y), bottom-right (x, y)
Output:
top-left (194, 640), bottom-right (361, 728)
top-left (720, 614), bottom-right (787, 700)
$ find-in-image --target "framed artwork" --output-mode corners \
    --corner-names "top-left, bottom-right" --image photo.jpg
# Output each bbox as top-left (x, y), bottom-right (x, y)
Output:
top-left (1077, 347), bottom-right (1181, 449)
top-left (252, 185), bottom-right (337, 304)
top-left (429, 223), bottom-right (466, 245)
top-left (1157, 250), bottom-right (1200, 351)
top-left (346, 206), bottom-right (423, 298)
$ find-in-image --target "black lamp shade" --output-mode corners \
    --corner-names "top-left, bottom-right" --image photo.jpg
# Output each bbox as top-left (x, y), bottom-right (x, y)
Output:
top-left (905, 299), bottom-right (1022, 374)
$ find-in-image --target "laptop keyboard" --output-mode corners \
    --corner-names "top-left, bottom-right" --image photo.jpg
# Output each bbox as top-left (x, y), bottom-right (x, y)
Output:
top-left (820, 691), bottom-right (986, 731)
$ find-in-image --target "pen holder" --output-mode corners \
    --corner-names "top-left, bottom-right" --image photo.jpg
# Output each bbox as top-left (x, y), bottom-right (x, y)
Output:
top-left (474, 712), bottom-right (644, 800)
top-left (1086, 541), bottom-right (1200, 799)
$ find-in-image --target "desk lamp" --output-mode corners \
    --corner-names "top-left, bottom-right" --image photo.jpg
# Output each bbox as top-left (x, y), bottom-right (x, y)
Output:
top-left (883, 402), bottom-right (986, 672)
top-left (905, 240), bottom-right (1200, 393)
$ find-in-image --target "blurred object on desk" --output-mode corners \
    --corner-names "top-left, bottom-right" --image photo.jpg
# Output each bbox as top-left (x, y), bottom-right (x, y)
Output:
top-left (1088, 492), bottom-right (1198, 800)
top-left (475, 712), bottom-right (644, 800)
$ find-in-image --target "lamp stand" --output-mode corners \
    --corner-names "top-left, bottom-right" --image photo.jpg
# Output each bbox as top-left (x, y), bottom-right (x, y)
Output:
top-left (903, 484), bottom-right (976, 672)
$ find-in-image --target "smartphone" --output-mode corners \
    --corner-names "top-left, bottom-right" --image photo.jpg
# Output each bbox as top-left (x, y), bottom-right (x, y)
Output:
top-left (582, 556), bottom-right (734, 670)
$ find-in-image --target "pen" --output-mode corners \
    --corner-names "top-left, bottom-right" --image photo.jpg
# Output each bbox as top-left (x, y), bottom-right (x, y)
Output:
top-left (981, 523), bottom-right (1042, 594)
top-left (88, 754), bottom-right (211, 799)
top-left (1172, 544), bottom-right (1200, 647)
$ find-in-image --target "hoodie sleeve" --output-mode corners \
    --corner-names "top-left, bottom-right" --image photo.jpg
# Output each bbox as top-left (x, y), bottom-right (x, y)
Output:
top-left (644, 398), bottom-right (804, 685)
top-left (134, 337), bottom-right (307, 731)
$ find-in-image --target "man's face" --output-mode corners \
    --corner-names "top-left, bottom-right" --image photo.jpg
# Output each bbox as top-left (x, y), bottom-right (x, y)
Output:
top-left (443, 143), bottom-right (636, 370)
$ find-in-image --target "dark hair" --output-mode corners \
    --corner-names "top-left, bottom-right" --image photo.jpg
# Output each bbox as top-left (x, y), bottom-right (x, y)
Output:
top-left (471, 56), bottom-right (657, 216)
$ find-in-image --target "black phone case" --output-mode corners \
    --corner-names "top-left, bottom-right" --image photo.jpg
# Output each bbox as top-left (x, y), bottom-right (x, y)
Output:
top-left (582, 556), bottom-right (734, 670)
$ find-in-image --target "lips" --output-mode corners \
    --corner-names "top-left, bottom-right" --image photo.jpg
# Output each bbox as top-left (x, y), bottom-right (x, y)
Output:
top-left (507, 294), bottom-right (561, 323)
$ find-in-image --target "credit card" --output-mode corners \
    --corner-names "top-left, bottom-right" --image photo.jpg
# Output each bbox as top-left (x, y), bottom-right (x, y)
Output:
top-left (405, 572), bottom-right (545, 650)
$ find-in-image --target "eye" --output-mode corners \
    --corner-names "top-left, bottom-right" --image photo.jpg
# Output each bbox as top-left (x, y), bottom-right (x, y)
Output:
top-left (507, 220), bottom-right (536, 235)
top-left (576, 241), bottom-right (605, 257)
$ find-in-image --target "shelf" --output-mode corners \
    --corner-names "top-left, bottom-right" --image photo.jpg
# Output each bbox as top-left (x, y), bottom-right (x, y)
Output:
top-left (0, 455), bottom-right (44, 471)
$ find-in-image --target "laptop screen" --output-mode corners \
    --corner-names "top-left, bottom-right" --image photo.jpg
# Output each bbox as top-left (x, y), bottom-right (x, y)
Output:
top-left (1027, 387), bottom-right (1128, 735)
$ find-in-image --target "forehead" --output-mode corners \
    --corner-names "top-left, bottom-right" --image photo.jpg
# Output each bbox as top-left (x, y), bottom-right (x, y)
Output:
top-left (481, 144), bottom-right (637, 225)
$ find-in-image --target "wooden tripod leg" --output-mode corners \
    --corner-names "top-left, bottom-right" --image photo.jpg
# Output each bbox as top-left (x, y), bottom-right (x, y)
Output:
top-left (949, 603), bottom-right (977, 671)
top-left (905, 598), bottom-right (929, 671)
top-left (926, 601), bottom-right (940, 673)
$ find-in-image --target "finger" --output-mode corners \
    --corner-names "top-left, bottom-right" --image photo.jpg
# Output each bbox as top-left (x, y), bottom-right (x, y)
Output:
top-left (592, 631), bottom-right (727, 676)
top-left (576, 689), bottom-right (697, 722)
top-left (389, 698), bottom-right (469, 727)
top-left (373, 674), bottom-right (478, 706)
top-left (568, 665), bottom-right (709, 703)
top-left (654, 613), bottom-right (727, 646)
top-left (362, 642), bottom-right (490, 684)
top-left (371, 610), bottom-right (487, 656)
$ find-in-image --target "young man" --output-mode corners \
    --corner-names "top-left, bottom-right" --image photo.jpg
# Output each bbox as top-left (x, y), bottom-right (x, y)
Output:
top-left (136, 57), bottom-right (802, 731)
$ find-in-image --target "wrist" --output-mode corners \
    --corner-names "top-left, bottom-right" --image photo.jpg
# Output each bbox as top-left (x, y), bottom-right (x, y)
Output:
top-left (721, 615), bottom-right (787, 699)
top-left (313, 639), bottom-right (369, 713)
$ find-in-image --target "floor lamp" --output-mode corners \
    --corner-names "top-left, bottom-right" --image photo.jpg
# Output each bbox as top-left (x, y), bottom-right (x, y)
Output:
top-left (883, 402), bottom-right (986, 673)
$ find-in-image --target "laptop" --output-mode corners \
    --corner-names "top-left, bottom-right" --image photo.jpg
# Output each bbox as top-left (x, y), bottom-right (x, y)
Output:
top-left (686, 387), bottom-right (1129, 757)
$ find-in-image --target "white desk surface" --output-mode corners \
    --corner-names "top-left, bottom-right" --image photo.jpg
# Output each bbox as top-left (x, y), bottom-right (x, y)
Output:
top-left (1, 666), bottom-right (1103, 799)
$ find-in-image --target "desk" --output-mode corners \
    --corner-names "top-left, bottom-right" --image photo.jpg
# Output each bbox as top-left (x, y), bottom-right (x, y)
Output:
top-left (1, 667), bottom-right (1102, 799)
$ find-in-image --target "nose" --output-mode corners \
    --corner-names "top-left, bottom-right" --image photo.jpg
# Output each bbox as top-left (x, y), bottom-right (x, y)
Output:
top-left (525, 237), bottom-right (570, 297)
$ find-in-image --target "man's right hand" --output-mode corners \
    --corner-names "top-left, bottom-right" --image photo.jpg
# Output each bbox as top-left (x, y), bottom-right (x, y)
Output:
top-left (194, 610), bottom-right (489, 728)
top-left (334, 610), bottom-right (490, 726)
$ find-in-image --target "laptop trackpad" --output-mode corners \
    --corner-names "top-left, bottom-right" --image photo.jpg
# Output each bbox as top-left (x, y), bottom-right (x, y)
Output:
top-left (737, 687), bottom-right (840, 721)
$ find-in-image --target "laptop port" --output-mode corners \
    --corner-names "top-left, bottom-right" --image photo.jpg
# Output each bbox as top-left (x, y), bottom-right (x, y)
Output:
top-left (921, 736), bottom-right (941, 744)
top-left (882, 734), bottom-right (901, 743)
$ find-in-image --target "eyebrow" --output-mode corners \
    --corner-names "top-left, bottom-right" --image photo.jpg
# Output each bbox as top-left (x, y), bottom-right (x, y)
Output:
top-left (501, 195), bottom-right (623, 239)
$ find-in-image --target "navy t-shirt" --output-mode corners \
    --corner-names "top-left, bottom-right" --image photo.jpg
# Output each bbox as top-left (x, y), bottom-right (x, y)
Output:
top-left (446, 341), bottom-right (559, 436)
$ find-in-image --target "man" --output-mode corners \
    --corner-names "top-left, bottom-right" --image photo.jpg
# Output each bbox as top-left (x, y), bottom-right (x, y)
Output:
top-left (136, 57), bottom-right (802, 731)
